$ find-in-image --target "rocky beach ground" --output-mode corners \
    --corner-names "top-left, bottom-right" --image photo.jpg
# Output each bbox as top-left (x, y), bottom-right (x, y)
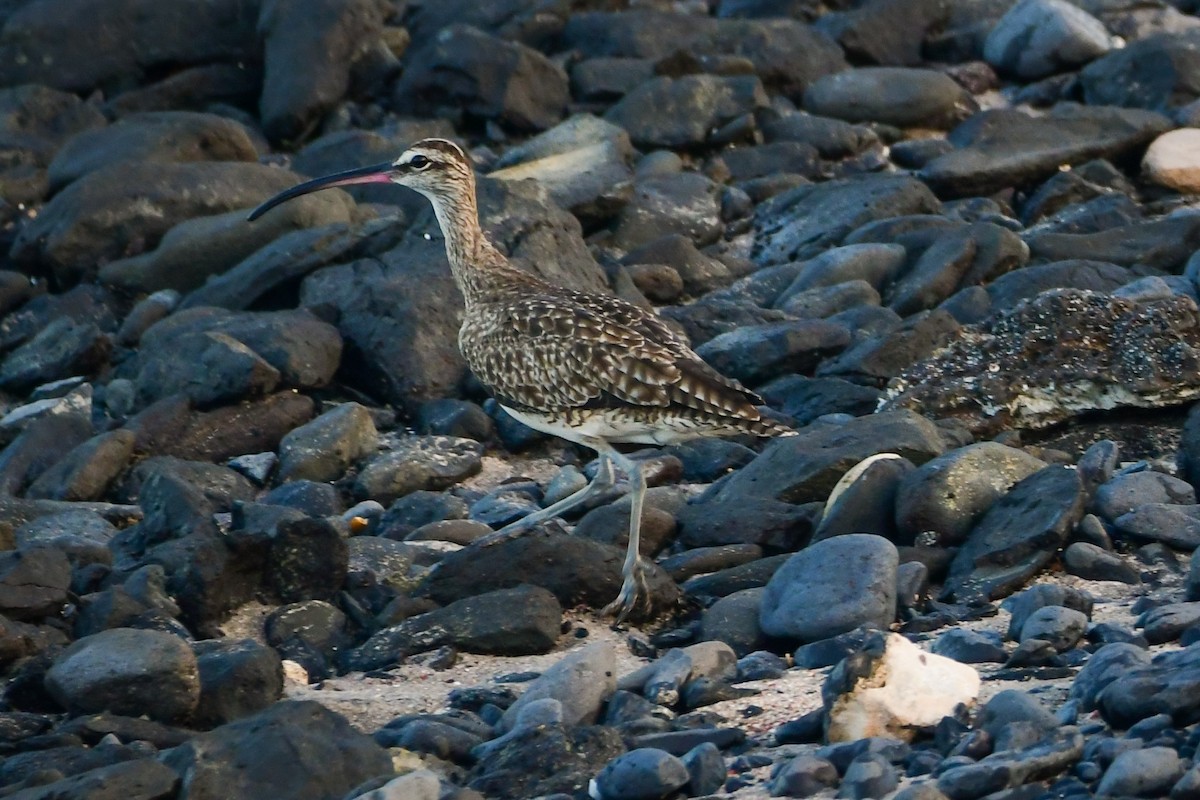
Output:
top-left (3, 0), bottom-right (1200, 798)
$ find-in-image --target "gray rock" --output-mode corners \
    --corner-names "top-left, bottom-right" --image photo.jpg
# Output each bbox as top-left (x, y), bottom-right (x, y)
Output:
top-left (1081, 29), bottom-right (1200, 112)
top-left (945, 465), bottom-right (1085, 602)
top-left (895, 442), bottom-right (1047, 546)
top-left (395, 24), bottom-right (568, 131)
top-left (419, 529), bottom-right (681, 620)
top-left (0, 0), bottom-right (258, 93)
top-left (985, 260), bottom-right (1133, 312)
top-left (1094, 470), bottom-right (1196, 520)
top-left (760, 534), bottom-right (898, 642)
top-left (595, 748), bottom-right (690, 800)
top-left (277, 402), bottom-right (378, 483)
top-left (1139, 602), bottom-right (1200, 645)
top-left (770, 754), bottom-right (840, 797)
top-left (1025, 214), bottom-right (1200, 272)
top-left (694, 319), bottom-right (851, 385)
top-left (814, 455), bottom-right (913, 543)
top-left (349, 585), bottom-right (562, 671)
top-left (803, 67), bottom-right (975, 129)
top-left (489, 113), bottom-right (634, 221)
top-left (0, 759), bottom-right (180, 800)
top-left (817, 308), bottom-right (962, 386)
top-left (500, 641), bottom-right (616, 732)
top-left (47, 111), bottom-right (258, 190)
top-left (192, 638), bottom-right (284, 728)
top-left (354, 436), bottom-right (483, 505)
top-left (13, 510), bottom-right (115, 566)
top-left (1114, 504), bottom-right (1200, 550)
top-left (709, 410), bottom-right (945, 505)
top-left (921, 106), bottom-right (1170, 198)
top-left (1019, 606), bottom-right (1088, 652)
top-left (102, 193), bottom-right (354, 295)
top-left (606, 74), bottom-right (767, 149)
top-left (886, 222), bottom-right (1028, 316)
top-left (1064, 542), bottom-right (1141, 584)
top-left (266, 517), bottom-right (349, 604)
top-left (839, 753), bottom-right (899, 799)
top-left (1097, 747), bottom-right (1185, 798)
top-left (1189, 550), bottom-right (1200, 601)
top-left (11, 161), bottom-right (313, 287)
top-left (931, 629), bottom-right (1007, 664)
top-left (0, 547), bottom-right (72, 621)
top-left (984, 0), bottom-right (1112, 80)
top-left (611, 172), bottom-right (724, 251)
top-left (160, 700), bottom-right (392, 800)
top-left (45, 628), bottom-right (200, 723)
top-left (0, 318), bottom-right (110, 394)
top-left (135, 331), bottom-right (280, 409)
top-left (682, 741), bottom-right (725, 797)
top-left (753, 174), bottom-right (941, 267)
top-left (0, 85), bottom-right (107, 205)
top-left (977, 690), bottom-right (1059, 741)
top-left (259, 0), bottom-right (387, 143)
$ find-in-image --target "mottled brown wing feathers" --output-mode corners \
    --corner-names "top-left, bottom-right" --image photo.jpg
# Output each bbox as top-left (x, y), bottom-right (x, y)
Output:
top-left (461, 288), bottom-right (766, 424)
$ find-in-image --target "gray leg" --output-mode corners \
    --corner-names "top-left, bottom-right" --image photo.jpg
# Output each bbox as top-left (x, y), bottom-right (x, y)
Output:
top-left (600, 448), bottom-right (649, 625)
top-left (473, 452), bottom-right (614, 547)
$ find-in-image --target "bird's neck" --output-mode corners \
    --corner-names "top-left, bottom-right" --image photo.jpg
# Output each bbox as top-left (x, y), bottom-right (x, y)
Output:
top-left (427, 182), bottom-right (515, 307)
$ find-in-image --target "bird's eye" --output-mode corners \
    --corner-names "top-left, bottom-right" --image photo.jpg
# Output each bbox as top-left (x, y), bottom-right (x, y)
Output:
top-left (409, 154), bottom-right (431, 170)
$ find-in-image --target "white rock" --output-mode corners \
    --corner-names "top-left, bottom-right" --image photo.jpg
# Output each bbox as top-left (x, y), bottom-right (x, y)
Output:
top-left (1143, 128), bottom-right (1200, 192)
top-left (826, 632), bottom-right (981, 742)
top-left (281, 659), bottom-right (310, 687)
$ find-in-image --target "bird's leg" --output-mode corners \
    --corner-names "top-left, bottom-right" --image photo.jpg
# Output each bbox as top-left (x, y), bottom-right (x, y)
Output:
top-left (473, 452), bottom-right (614, 547)
top-left (601, 448), bottom-right (650, 626)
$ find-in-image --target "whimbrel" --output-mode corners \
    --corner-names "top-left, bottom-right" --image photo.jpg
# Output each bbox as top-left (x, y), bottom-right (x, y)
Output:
top-left (249, 138), bottom-right (793, 623)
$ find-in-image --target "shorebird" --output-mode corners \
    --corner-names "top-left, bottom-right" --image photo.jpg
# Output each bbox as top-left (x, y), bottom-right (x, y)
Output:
top-left (249, 138), bottom-right (793, 623)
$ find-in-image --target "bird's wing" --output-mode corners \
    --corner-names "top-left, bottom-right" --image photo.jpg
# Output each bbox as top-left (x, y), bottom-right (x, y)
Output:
top-left (463, 291), bottom-right (764, 421)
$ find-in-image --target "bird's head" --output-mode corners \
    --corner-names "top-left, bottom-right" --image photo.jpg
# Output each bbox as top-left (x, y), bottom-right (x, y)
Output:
top-left (247, 138), bottom-right (473, 221)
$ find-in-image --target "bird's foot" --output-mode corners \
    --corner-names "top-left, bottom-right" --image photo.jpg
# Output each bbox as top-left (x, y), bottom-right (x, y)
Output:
top-left (601, 559), bottom-right (651, 629)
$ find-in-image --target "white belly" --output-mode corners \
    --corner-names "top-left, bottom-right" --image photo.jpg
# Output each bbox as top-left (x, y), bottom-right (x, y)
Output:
top-left (500, 405), bottom-right (717, 447)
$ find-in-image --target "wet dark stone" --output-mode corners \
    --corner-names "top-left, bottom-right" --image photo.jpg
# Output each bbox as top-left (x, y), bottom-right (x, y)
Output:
top-left (191, 639), bottom-right (283, 729)
top-left (417, 529), bottom-right (681, 620)
top-left (394, 24), bottom-right (568, 132)
top-left (921, 106), bottom-right (1170, 198)
top-left (804, 67), bottom-right (975, 129)
top-left (349, 584), bottom-right (562, 671)
top-left (159, 700), bottom-right (392, 800)
top-left (267, 517), bottom-right (349, 604)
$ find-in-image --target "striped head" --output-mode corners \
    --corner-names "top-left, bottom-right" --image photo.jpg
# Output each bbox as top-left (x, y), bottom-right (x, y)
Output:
top-left (247, 137), bottom-right (474, 221)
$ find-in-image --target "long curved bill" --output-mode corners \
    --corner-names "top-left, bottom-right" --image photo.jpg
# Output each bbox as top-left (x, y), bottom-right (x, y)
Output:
top-left (247, 161), bottom-right (395, 221)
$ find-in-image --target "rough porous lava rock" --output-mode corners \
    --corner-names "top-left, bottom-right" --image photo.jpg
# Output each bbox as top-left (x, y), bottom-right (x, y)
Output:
top-left (885, 290), bottom-right (1200, 436)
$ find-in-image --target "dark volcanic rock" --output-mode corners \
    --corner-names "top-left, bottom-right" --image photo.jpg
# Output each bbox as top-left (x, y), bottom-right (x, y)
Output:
top-left (349, 585), bottom-right (562, 671)
top-left (277, 402), bottom-right (378, 483)
top-left (0, 547), bottom-right (71, 621)
top-left (47, 111), bottom-right (259, 190)
top-left (707, 410), bottom-right (945, 505)
top-left (944, 465), bottom-right (1086, 602)
top-left (0, 0), bottom-right (258, 93)
top-left (1024, 214), bottom-right (1200, 272)
top-left (920, 106), bottom-right (1171, 198)
top-left (25, 429), bottom-right (136, 502)
top-left (394, 24), bottom-right (568, 131)
top-left (895, 442), bottom-right (1047, 546)
top-left (45, 628), bottom-right (200, 723)
top-left (1080, 29), bottom-right (1200, 112)
top-left (803, 67), bottom-right (975, 129)
top-left (259, 0), bottom-right (388, 143)
top-left (192, 638), bottom-right (284, 728)
top-left (266, 517), bottom-right (349, 603)
top-left (418, 529), bottom-right (681, 620)
top-left (160, 701), bottom-right (392, 800)
top-left (12, 162), bottom-right (320, 288)
top-left (0, 760), bottom-right (179, 800)
top-left (693, 319), bottom-right (851, 385)
top-left (606, 74), bottom-right (768, 149)
top-left (983, 0), bottom-right (1113, 80)
top-left (0, 85), bottom-right (107, 205)
top-left (761, 534), bottom-right (898, 642)
top-left (753, 175), bottom-right (941, 266)
top-left (884, 290), bottom-right (1200, 436)
top-left (354, 435), bottom-right (484, 504)
top-left (0, 318), bottom-right (111, 393)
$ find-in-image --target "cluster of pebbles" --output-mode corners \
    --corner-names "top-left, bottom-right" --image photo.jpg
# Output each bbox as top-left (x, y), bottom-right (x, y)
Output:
top-left (4, 0), bottom-right (1200, 798)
